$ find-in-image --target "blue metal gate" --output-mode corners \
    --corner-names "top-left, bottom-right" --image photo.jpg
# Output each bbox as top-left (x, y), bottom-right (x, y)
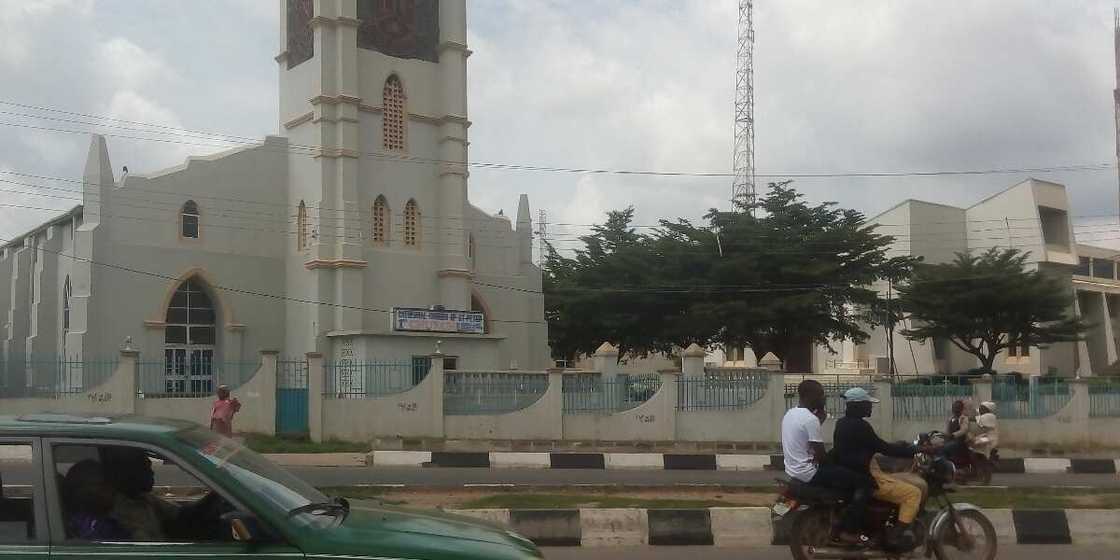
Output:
top-left (276, 359), bottom-right (309, 436)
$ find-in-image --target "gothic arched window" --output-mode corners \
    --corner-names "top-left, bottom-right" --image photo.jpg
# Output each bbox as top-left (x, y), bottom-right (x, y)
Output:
top-left (181, 200), bottom-right (200, 239)
top-left (163, 277), bottom-right (216, 395)
top-left (404, 199), bottom-right (419, 247)
top-left (372, 195), bottom-right (389, 245)
top-left (62, 276), bottom-right (71, 333)
top-left (383, 75), bottom-right (406, 151)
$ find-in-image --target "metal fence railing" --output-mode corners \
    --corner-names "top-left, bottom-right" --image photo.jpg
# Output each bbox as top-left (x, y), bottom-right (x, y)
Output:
top-left (0, 356), bottom-right (118, 398)
top-left (1090, 378), bottom-right (1120, 418)
top-left (784, 381), bottom-right (877, 417)
top-left (892, 377), bottom-right (976, 420)
top-left (444, 371), bottom-right (550, 415)
top-left (992, 376), bottom-right (1071, 419)
top-left (563, 373), bottom-right (662, 414)
top-left (323, 360), bottom-right (422, 399)
top-left (678, 370), bottom-right (768, 411)
top-left (136, 360), bottom-right (259, 399)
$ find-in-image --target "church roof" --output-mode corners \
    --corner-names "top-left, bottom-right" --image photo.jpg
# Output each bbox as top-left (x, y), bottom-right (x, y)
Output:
top-left (1, 205), bottom-right (82, 250)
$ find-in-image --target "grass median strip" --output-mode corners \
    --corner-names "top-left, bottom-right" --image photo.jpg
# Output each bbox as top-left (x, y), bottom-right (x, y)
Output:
top-left (321, 485), bottom-right (1120, 510)
top-left (243, 433), bottom-right (371, 454)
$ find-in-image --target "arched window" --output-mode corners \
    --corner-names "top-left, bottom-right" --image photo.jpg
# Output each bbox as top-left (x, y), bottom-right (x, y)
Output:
top-left (297, 200), bottom-right (308, 251)
top-left (163, 277), bottom-right (216, 395)
top-left (382, 75), bottom-right (406, 151)
top-left (181, 200), bottom-right (200, 239)
top-left (404, 199), bottom-right (419, 247)
top-left (62, 276), bottom-right (71, 333)
top-left (372, 195), bottom-right (389, 245)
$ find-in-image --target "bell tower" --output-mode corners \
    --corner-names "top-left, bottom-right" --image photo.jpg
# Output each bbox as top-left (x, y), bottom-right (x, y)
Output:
top-left (277, 0), bottom-right (471, 346)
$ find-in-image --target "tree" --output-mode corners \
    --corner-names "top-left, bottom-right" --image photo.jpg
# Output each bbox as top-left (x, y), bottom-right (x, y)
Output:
top-left (896, 248), bottom-right (1088, 373)
top-left (543, 182), bottom-right (913, 369)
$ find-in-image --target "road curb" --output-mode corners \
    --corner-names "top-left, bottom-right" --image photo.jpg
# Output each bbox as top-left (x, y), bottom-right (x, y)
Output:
top-left (446, 507), bottom-right (1115, 547)
top-left (368, 450), bottom-right (1120, 473)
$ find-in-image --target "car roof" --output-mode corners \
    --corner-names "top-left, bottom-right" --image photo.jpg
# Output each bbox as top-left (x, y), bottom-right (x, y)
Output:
top-left (0, 413), bottom-right (197, 440)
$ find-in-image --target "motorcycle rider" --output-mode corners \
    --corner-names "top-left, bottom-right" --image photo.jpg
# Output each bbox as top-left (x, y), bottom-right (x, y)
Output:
top-left (941, 399), bottom-right (970, 458)
top-left (970, 401), bottom-right (999, 458)
top-left (832, 387), bottom-right (927, 552)
top-left (781, 380), bottom-right (874, 546)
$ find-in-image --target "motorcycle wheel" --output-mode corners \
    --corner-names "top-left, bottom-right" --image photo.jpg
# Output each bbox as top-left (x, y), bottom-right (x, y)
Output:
top-left (788, 509), bottom-right (833, 560)
top-left (931, 509), bottom-right (998, 560)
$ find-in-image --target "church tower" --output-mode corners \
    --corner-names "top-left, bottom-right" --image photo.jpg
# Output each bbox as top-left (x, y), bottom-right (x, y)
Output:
top-left (277, 0), bottom-right (473, 353)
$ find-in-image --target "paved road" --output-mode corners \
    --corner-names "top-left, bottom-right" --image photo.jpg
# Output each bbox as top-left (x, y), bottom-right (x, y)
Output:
top-left (539, 545), bottom-right (1120, 559)
top-left (5, 464), bottom-right (1119, 488)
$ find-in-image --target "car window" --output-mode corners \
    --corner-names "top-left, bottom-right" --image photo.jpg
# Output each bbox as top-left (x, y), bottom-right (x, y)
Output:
top-left (50, 443), bottom-right (242, 543)
top-left (176, 428), bottom-right (330, 520)
top-left (0, 443), bottom-right (38, 543)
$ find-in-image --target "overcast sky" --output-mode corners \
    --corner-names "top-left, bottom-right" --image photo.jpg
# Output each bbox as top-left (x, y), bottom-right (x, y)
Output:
top-left (3, 0), bottom-right (1120, 251)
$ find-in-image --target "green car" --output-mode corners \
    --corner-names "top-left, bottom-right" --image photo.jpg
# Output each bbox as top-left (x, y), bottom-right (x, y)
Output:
top-left (0, 414), bottom-right (541, 559)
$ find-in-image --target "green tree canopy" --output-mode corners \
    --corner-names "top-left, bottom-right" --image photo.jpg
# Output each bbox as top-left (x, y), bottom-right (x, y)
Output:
top-left (544, 182), bottom-right (916, 367)
top-left (896, 248), bottom-right (1087, 373)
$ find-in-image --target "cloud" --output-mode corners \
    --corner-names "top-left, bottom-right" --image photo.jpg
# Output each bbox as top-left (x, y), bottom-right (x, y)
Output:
top-left (96, 37), bottom-right (180, 91)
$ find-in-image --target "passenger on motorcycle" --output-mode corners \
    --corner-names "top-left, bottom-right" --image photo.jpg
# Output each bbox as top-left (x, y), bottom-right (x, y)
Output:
top-left (780, 380), bottom-right (874, 546)
top-left (941, 399), bottom-right (970, 458)
top-left (832, 387), bottom-right (929, 552)
top-left (970, 401), bottom-right (999, 457)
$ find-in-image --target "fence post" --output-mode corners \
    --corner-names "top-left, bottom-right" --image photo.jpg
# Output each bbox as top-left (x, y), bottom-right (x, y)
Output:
top-left (1068, 378), bottom-right (1090, 449)
top-left (681, 343), bottom-right (706, 378)
top-left (973, 374), bottom-right (993, 407)
top-left (873, 377), bottom-right (895, 440)
top-left (657, 369), bottom-right (680, 441)
top-left (592, 342), bottom-right (620, 379)
top-left (767, 371), bottom-right (787, 444)
top-left (759, 352), bottom-right (783, 371)
top-left (307, 352), bottom-right (324, 443)
top-left (428, 352), bottom-right (445, 438)
top-left (256, 351), bottom-right (279, 436)
top-left (117, 348), bottom-right (138, 415)
top-left (547, 367), bottom-right (566, 440)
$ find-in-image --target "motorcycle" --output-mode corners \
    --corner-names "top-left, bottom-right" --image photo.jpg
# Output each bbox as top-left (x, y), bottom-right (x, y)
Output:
top-left (772, 449), bottom-right (998, 560)
top-left (921, 431), bottom-right (998, 486)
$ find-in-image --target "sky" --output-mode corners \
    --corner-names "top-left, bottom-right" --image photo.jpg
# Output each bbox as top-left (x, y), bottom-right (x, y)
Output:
top-left (2, 0), bottom-right (1120, 252)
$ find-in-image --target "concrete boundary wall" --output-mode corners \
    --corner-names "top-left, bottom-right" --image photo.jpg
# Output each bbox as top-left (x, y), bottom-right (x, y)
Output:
top-left (562, 372), bottom-right (678, 441)
top-left (676, 374), bottom-right (784, 443)
top-left (0, 350), bottom-right (138, 417)
top-left (320, 355), bottom-right (444, 442)
top-left (443, 370), bottom-right (564, 441)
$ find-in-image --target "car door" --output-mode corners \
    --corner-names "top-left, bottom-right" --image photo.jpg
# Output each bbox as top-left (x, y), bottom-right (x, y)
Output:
top-left (0, 437), bottom-right (49, 560)
top-left (42, 438), bottom-right (304, 560)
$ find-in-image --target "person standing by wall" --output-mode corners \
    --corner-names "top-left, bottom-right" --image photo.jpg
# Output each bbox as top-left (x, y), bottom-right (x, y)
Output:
top-left (209, 385), bottom-right (241, 437)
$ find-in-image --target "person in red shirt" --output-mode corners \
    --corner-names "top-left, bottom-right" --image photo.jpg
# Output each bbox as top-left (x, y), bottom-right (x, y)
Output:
top-left (209, 385), bottom-right (241, 437)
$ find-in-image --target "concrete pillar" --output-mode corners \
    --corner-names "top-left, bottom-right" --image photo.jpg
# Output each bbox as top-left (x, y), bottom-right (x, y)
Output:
top-left (657, 369), bottom-right (680, 441)
top-left (758, 352), bottom-right (782, 371)
top-left (592, 342), bottom-right (620, 382)
top-left (766, 372), bottom-right (788, 444)
top-left (681, 343), bottom-right (706, 378)
top-left (872, 378), bottom-right (894, 439)
top-left (973, 375), bottom-right (993, 409)
top-left (307, 352), bottom-right (324, 443)
top-left (1068, 378), bottom-right (1090, 449)
top-left (1073, 292), bottom-right (1093, 377)
top-left (255, 351), bottom-right (279, 436)
top-left (117, 348), bottom-right (138, 415)
top-left (428, 352), bottom-right (446, 438)
top-left (1102, 293), bottom-right (1118, 366)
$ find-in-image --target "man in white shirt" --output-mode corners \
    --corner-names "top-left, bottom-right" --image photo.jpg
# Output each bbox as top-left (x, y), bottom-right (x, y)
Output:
top-left (781, 380), bottom-right (874, 545)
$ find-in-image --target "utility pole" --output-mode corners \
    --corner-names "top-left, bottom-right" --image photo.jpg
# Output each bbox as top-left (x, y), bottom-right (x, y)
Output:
top-left (732, 0), bottom-right (756, 211)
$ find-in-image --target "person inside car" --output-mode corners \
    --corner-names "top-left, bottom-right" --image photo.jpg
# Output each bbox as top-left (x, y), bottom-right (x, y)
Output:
top-left (781, 380), bottom-right (874, 546)
top-left (833, 387), bottom-right (929, 552)
top-left (62, 460), bottom-right (131, 541)
top-left (102, 446), bottom-right (180, 541)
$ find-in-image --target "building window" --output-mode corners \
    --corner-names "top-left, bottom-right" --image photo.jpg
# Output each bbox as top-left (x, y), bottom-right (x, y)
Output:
top-left (404, 199), bottom-right (419, 247)
top-left (1007, 336), bottom-right (1029, 358)
top-left (1093, 258), bottom-right (1116, 280)
top-left (181, 201), bottom-right (200, 239)
top-left (382, 75), bottom-right (406, 151)
top-left (62, 276), bottom-right (71, 333)
top-left (297, 200), bottom-right (309, 251)
top-left (372, 195), bottom-right (389, 244)
top-left (163, 277), bottom-right (216, 395)
top-left (1076, 256), bottom-right (1091, 277)
top-left (467, 233), bottom-right (475, 261)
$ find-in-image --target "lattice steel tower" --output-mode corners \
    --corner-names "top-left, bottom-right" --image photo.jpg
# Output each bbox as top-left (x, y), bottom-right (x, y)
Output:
top-left (732, 0), bottom-right (756, 209)
top-left (1114, 8), bottom-right (1120, 216)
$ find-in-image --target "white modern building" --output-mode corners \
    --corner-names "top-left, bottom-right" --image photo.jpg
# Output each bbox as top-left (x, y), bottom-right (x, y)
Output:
top-left (0, 0), bottom-right (550, 393)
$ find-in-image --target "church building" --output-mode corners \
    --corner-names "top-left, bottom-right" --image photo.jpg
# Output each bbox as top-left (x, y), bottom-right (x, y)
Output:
top-left (0, 0), bottom-right (549, 394)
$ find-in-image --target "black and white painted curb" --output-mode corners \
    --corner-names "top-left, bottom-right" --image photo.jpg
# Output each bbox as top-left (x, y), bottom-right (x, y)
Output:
top-left (368, 451), bottom-right (1120, 474)
top-left (446, 507), bottom-right (1120, 547)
